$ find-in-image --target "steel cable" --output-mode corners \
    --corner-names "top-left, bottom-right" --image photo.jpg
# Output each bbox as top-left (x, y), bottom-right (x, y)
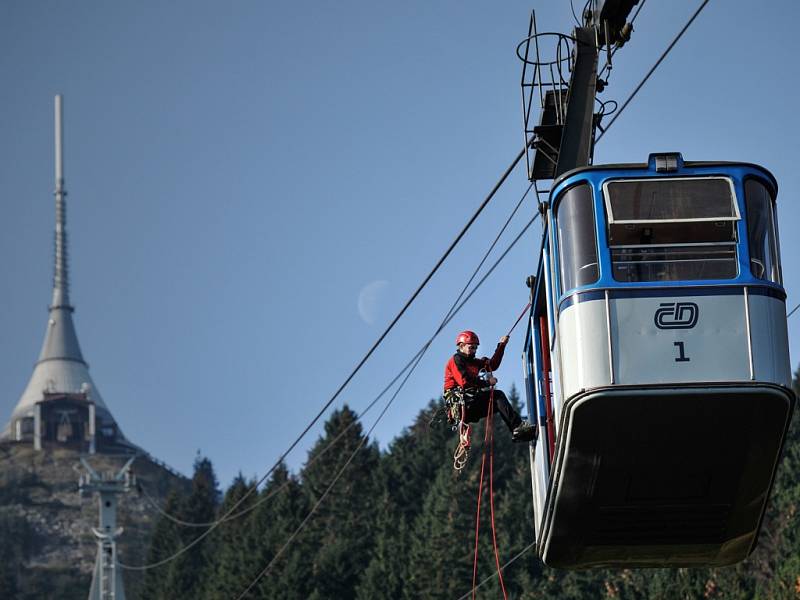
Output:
top-left (597, 0), bottom-right (711, 141)
top-left (456, 541), bottom-right (537, 600)
top-left (234, 211), bottom-right (541, 598)
top-left (119, 166), bottom-right (536, 569)
top-left (128, 179), bottom-right (537, 536)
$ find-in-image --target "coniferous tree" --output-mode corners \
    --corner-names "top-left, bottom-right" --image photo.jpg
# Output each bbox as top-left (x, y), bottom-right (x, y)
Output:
top-left (381, 399), bottom-right (455, 523)
top-left (356, 399), bottom-right (452, 600)
top-left (203, 474), bottom-right (258, 600)
top-left (354, 490), bottom-right (410, 600)
top-left (299, 405), bottom-right (380, 599)
top-left (248, 462), bottom-right (310, 599)
top-left (140, 490), bottom-right (184, 600)
top-left (752, 367), bottom-right (800, 599)
top-left (405, 459), bottom-right (480, 599)
top-left (161, 455), bottom-right (220, 598)
top-left (137, 367), bottom-right (800, 599)
top-left (400, 388), bottom-right (532, 599)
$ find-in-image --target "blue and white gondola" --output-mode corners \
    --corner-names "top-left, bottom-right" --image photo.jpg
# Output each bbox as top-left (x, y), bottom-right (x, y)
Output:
top-left (522, 152), bottom-right (795, 568)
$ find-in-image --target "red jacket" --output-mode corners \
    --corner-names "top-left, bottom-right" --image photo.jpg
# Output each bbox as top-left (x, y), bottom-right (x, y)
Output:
top-left (444, 343), bottom-right (506, 391)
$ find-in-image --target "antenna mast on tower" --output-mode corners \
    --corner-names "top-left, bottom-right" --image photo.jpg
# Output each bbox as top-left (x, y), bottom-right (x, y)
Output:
top-left (54, 94), bottom-right (70, 309)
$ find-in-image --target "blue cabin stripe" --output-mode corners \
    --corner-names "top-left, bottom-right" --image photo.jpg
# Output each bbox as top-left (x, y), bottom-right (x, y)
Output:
top-left (558, 285), bottom-right (786, 313)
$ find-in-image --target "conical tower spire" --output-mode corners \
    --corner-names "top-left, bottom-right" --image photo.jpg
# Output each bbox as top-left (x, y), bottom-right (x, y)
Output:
top-left (2, 96), bottom-right (134, 451)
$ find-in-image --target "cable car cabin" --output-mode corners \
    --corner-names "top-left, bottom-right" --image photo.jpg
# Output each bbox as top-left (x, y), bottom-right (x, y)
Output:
top-left (522, 153), bottom-right (795, 569)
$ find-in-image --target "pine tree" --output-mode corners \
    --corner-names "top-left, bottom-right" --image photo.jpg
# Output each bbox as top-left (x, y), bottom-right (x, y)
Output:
top-left (136, 367), bottom-right (800, 599)
top-left (161, 455), bottom-right (220, 598)
top-left (248, 462), bottom-right (310, 599)
top-left (752, 367), bottom-right (800, 599)
top-left (355, 399), bottom-right (452, 599)
top-left (405, 461), bottom-right (480, 599)
top-left (203, 474), bottom-right (258, 600)
top-left (380, 399), bottom-right (455, 524)
top-left (354, 490), bottom-right (410, 600)
top-left (298, 405), bottom-right (380, 599)
top-left (140, 490), bottom-right (184, 600)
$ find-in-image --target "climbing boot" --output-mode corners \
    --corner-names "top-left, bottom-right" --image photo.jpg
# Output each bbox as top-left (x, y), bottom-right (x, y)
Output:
top-left (511, 420), bottom-right (536, 443)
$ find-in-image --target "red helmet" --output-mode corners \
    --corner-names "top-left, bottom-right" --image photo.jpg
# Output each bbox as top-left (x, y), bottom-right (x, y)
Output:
top-left (456, 330), bottom-right (479, 346)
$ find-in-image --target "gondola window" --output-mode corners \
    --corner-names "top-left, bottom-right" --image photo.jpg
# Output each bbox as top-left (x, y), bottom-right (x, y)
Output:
top-left (745, 179), bottom-right (781, 284)
top-left (556, 184), bottom-right (599, 293)
top-left (604, 177), bottom-right (740, 282)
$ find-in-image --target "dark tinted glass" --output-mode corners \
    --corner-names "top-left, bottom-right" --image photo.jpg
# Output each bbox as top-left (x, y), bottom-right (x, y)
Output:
top-left (745, 179), bottom-right (781, 283)
top-left (556, 184), bottom-right (599, 292)
top-left (607, 178), bottom-right (736, 221)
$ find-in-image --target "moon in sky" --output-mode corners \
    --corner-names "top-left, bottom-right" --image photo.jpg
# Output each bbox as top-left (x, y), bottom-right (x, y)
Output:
top-left (357, 280), bottom-right (389, 325)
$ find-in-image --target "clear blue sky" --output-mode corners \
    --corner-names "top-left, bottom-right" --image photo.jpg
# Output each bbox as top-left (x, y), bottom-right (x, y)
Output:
top-left (1, 0), bottom-right (798, 488)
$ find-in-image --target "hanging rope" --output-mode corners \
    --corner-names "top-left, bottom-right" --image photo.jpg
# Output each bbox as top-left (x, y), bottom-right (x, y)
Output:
top-left (506, 301), bottom-right (532, 338)
top-left (471, 394), bottom-right (489, 600)
top-left (467, 300), bottom-right (533, 596)
top-left (471, 365), bottom-right (508, 600)
top-left (487, 385), bottom-right (508, 599)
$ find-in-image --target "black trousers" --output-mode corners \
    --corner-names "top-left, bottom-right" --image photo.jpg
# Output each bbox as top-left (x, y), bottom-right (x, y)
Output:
top-left (462, 388), bottom-right (521, 433)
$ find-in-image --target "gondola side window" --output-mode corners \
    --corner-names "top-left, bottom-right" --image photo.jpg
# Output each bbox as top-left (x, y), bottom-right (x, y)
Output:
top-left (604, 177), bottom-right (740, 282)
top-left (745, 179), bottom-right (781, 284)
top-left (556, 184), bottom-right (599, 293)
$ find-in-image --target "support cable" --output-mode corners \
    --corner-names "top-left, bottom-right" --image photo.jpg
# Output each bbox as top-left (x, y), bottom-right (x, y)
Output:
top-left (596, 0), bottom-right (710, 142)
top-left (130, 180), bottom-right (537, 534)
top-left (134, 350), bottom-right (424, 529)
top-left (457, 541), bottom-right (537, 600)
top-left (133, 0), bottom-right (728, 560)
top-left (138, 0), bottom-right (720, 576)
top-left (234, 338), bottom-right (428, 600)
top-left (234, 211), bottom-right (542, 598)
top-left (121, 183), bottom-right (539, 570)
top-left (133, 0), bottom-right (718, 571)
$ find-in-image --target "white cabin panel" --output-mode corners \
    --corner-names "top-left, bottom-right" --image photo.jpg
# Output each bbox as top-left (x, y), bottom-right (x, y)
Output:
top-left (530, 442), bottom-right (547, 539)
top-left (558, 299), bottom-right (612, 400)
top-left (749, 294), bottom-right (792, 387)
top-left (551, 338), bottom-right (565, 430)
top-left (610, 294), bottom-right (750, 385)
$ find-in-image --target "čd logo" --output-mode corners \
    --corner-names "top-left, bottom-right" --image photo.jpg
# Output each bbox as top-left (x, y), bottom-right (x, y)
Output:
top-left (654, 302), bottom-right (699, 329)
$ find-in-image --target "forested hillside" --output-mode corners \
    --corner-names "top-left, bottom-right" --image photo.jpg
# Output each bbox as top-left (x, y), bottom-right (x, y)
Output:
top-left (137, 375), bottom-right (800, 599)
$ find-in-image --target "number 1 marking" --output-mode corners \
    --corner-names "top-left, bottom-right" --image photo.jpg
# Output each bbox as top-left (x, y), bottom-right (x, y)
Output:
top-left (674, 341), bottom-right (690, 362)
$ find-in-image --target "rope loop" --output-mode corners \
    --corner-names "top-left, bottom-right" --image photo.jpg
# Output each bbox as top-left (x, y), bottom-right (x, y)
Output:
top-left (453, 401), bottom-right (472, 473)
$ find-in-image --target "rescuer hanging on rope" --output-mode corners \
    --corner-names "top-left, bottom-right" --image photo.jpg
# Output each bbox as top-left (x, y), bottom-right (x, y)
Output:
top-left (444, 331), bottom-right (536, 443)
